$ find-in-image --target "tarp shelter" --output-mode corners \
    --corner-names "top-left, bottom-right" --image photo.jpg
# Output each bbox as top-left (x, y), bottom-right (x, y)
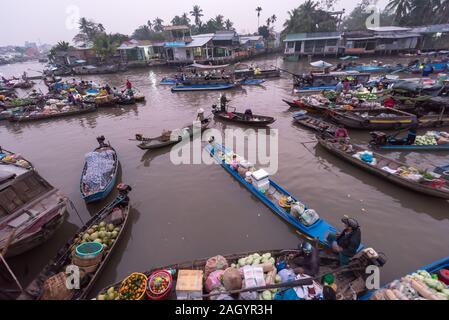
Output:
top-left (184, 63), bottom-right (230, 70)
top-left (310, 60), bottom-right (333, 68)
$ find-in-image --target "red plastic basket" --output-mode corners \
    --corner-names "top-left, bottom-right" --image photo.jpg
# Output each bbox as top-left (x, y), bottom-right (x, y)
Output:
top-left (146, 270), bottom-right (173, 300)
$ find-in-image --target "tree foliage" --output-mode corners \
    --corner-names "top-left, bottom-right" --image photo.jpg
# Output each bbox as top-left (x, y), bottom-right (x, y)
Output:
top-left (282, 0), bottom-right (338, 35)
top-left (385, 0), bottom-right (449, 26)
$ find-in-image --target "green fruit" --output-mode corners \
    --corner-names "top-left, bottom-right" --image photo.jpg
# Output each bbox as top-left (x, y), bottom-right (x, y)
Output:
top-left (90, 232), bottom-right (99, 241)
top-left (99, 222), bottom-right (106, 228)
top-left (111, 231), bottom-right (118, 239)
top-left (82, 233), bottom-right (90, 241)
top-left (99, 227), bottom-right (106, 232)
top-left (114, 227), bottom-right (120, 233)
top-left (98, 231), bottom-right (106, 238)
top-left (92, 225), bottom-right (99, 230)
top-left (106, 232), bottom-right (112, 238)
top-left (108, 224), bottom-right (115, 232)
top-left (107, 287), bottom-right (115, 294)
top-left (97, 294), bottom-right (105, 301)
top-left (87, 228), bottom-right (94, 235)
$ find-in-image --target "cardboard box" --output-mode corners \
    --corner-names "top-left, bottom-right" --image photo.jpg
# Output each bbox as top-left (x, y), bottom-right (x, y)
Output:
top-left (176, 270), bottom-right (203, 300)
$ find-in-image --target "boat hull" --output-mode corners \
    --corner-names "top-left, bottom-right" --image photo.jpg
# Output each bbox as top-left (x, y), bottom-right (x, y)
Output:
top-left (378, 144), bottom-right (449, 151)
top-left (171, 83), bottom-right (236, 92)
top-left (9, 105), bottom-right (97, 123)
top-left (318, 138), bottom-right (449, 199)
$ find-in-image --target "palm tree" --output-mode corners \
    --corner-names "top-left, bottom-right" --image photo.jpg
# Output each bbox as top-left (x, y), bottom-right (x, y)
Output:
top-left (97, 23), bottom-right (105, 33)
top-left (256, 6), bottom-right (263, 28)
top-left (266, 18), bottom-right (272, 27)
top-left (147, 20), bottom-right (153, 31)
top-left (190, 5), bottom-right (204, 27)
top-left (271, 14), bottom-right (277, 25)
top-left (181, 12), bottom-right (191, 25)
top-left (153, 17), bottom-right (164, 32)
top-left (215, 15), bottom-right (225, 29)
top-left (386, 0), bottom-right (412, 24)
top-left (225, 19), bottom-right (234, 30)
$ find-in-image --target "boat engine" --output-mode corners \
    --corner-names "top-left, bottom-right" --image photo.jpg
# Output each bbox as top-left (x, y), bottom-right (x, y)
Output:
top-left (359, 248), bottom-right (387, 268)
top-left (369, 131), bottom-right (388, 146)
top-left (135, 133), bottom-right (144, 141)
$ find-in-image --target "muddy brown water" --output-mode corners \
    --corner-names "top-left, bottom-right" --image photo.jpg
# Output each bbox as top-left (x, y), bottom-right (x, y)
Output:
top-left (1, 56), bottom-right (449, 299)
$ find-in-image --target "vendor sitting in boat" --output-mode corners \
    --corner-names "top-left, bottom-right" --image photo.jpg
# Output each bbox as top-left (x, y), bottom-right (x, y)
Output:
top-left (290, 241), bottom-right (320, 277)
top-left (327, 217), bottom-right (361, 266)
top-left (230, 154), bottom-right (239, 170)
top-left (335, 126), bottom-right (350, 142)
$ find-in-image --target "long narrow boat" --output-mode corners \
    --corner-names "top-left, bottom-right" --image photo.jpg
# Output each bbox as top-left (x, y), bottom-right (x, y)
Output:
top-left (9, 104), bottom-right (97, 123)
top-left (317, 137), bottom-right (449, 199)
top-left (212, 107), bottom-right (275, 126)
top-left (94, 247), bottom-right (385, 300)
top-left (418, 114), bottom-right (449, 128)
top-left (234, 67), bottom-right (280, 80)
top-left (360, 256), bottom-right (449, 300)
top-left (81, 137), bottom-right (119, 203)
top-left (239, 79), bottom-right (266, 85)
top-left (0, 151), bottom-right (68, 257)
top-left (171, 83), bottom-right (236, 92)
top-left (328, 108), bottom-right (418, 130)
top-left (159, 78), bottom-right (177, 85)
top-left (293, 112), bottom-right (337, 137)
top-left (135, 119), bottom-right (211, 150)
top-left (375, 144), bottom-right (449, 151)
top-left (205, 141), bottom-right (364, 249)
top-left (18, 187), bottom-right (132, 300)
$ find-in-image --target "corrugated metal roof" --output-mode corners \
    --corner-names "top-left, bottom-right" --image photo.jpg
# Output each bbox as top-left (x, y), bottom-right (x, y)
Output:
top-left (368, 26), bottom-right (411, 32)
top-left (412, 24), bottom-right (449, 34)
top-left (284, 32), bottom-right (341, 42)
top-left (185, 35), bottom-right (213, 47)
top-left (213, 31), bottom-right (239, 41)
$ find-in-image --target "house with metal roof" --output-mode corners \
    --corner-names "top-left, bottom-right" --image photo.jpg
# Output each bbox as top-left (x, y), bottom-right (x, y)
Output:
top-left (411, 24), bottom-right (449, 51)
top-left (283, 32), bottom-right (343, 59)
top-left (117, 40), bottom-right (166, 67)
top-left (164, 34), bottom-right (215, 64)
top-left (367, 26), bottom-right (421, 54)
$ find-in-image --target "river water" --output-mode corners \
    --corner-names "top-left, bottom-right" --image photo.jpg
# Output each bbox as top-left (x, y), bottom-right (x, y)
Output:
top-left (1, 56), bottom-right (449, 298)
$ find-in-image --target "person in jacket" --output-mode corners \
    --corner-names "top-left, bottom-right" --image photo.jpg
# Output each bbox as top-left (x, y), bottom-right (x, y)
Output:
top-left (291, 241), bottom-right (320, 277)
top-left (327, 217), bottom-right (361, 265)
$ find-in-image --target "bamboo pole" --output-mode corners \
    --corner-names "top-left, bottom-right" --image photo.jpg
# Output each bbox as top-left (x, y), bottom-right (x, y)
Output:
top-left (0, 252), bottom-right (23, 292)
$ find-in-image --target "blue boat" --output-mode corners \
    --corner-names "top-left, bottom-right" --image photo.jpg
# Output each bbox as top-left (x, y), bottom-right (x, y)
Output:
top-left (171, 83), bottom-right (236, 92)
top-left (293, 72), bottom-right (370, 94)
top-left (81, 136), bottom-right (119, 203)
top-left (205, 142), bottom-right (364, 250)
top-left (377, 144), bottom-right (449, 151)
top-left (159, 78), bottom-right (177, 85)
top-left (345, 65), bottom-right (403, 73)
top-left (240, 79), bottom-right (266, 86)
top-left (360, 256), bottom-right (449, 300)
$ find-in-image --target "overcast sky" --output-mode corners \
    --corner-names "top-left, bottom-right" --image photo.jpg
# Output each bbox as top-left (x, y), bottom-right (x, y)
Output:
top-left (1, 0), bottom-right (389, 46)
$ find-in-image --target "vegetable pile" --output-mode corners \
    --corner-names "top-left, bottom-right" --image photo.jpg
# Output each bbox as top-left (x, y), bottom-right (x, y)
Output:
top-left (148, 271), bottom-right (172, 296)
top-left (372, 270), bottom-right (449, 300)
top-left (97, 287), bottom-right (119, 301)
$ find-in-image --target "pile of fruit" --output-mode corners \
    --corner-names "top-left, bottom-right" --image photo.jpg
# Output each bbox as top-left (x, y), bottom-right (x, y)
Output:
top-left (75, 221), bottom-right (120, 251)
top-left (119, 273), bottom-right (148, 300)
top-left (415, 134), bottom-right (438, 146)
top-left (97, 287), bottom-right (119, 300)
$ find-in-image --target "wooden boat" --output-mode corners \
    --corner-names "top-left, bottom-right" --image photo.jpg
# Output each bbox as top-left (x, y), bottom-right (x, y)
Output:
top-left (9, 104), bottom-right (97, 122)
top-left (0, 151), bottom-right (68, 257)
top-left (234, 67), bottom-right (280, 80)
top-left (117, 94), bottom-right (146, 105)
top-left (135, 119), bottom-right (211, 150)
top-left (95, 247), bottom-right (386, 300)
top-left (328, 108), bottom-right (418, 130)
top-left (375, 144), bottom-right (449, 151)
top-left (205, 141), bottom-right (364, 249)
top-left (212, 106), bottom-right (275, 126)
top-left (344, 64), bottom-right (403, 73)
top-left (293, 72), bottom-right (370, 94)
top-left (292, 112), bottom-right (337, 137)
top-left (81, 137), bottom-right (119, 203)
top-left (317, 137), bottom-right (449, 199)
top-left (18, 187), bottom-right (132, 300)
top-left (418, 114), bottom-right (449, 128)
top-left (360, 255), bottom-right (449, 300)
top-left (172, 83), bottom-right (236, 92)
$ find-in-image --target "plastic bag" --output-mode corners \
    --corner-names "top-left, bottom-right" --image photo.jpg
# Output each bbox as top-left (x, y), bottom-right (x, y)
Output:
top-left (205, 270), bottom-right (225, 293)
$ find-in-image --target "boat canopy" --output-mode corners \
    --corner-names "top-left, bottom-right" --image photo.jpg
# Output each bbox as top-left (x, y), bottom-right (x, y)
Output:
top-left (184, 63), bottom-right (230, 70)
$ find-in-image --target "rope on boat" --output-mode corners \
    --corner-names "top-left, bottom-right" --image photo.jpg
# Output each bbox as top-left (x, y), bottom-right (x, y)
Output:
top-left (69, 200), bottom-right (85, 225)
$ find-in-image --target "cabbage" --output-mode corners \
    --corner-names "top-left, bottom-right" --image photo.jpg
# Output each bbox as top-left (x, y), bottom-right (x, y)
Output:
top-left (262, 253), bottom-right (271, 260)
top-left (268, 257), bottom-right (276, 265)
top-left (253, 258), bottom-right (261, 265)
top-left (275, 275), bottom-right (282, 283)
top-left (423, 278), bottom-right (446, 292)
top-left (238, 258), bottom-right (246, 267)
top-left (246, 257), bottom-right (254, 265)
top-left (262, 290), bottom-right (272, 300)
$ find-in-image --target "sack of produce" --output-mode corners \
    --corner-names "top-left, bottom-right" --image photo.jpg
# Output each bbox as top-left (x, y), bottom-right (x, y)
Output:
top-left (205, 270), bottom-right (225, 293)
top-left (205, 255), bottom-right (228, 278)
top-left (299, 209), bottom-right (320, 226)
top-left (290, 202), bottom-right (305, 219)
top-left (222, 267), bottom-right (243, 291)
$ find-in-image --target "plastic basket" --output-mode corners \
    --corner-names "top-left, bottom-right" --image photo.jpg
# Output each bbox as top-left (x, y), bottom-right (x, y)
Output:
top-left (75, 242), bottom-right (104, 259)
top-left (146, 270), bottom-right (173, 300)
top-left (119, 273), bottom-right (148, 300)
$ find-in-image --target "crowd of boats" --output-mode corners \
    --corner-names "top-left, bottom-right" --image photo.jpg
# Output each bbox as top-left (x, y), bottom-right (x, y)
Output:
top-left (1, 57), bottom-right (449, 301)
